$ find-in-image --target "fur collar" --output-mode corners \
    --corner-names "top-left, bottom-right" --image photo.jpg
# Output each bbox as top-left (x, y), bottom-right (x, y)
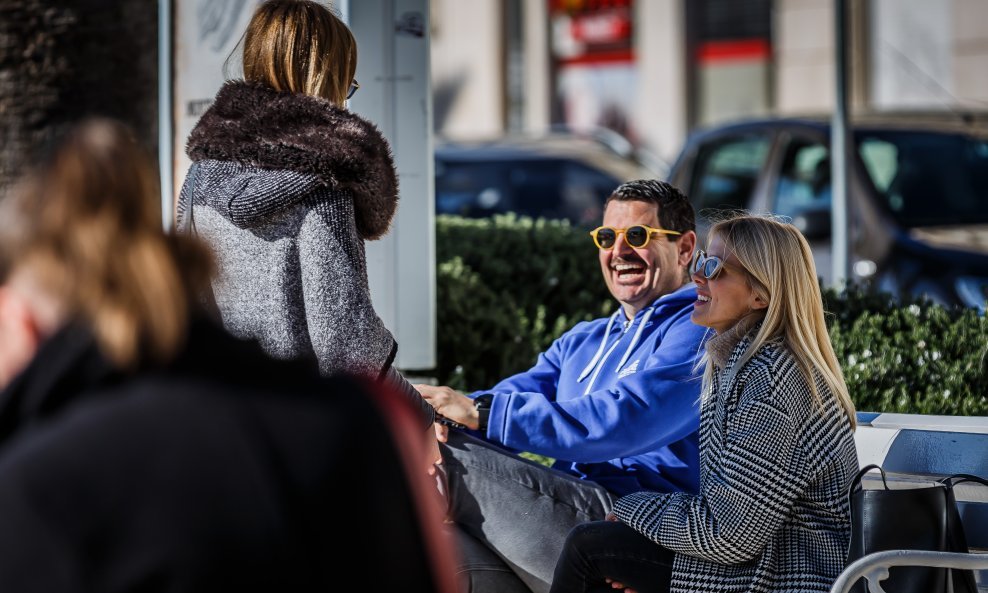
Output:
top-left (186, 80), bottom-right (398, 240)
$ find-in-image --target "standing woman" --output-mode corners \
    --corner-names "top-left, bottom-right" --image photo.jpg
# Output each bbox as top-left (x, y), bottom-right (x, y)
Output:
top-left (179, 0), bottom-right (433, 425)
top-left (550, 215), bottom-right (858, 593)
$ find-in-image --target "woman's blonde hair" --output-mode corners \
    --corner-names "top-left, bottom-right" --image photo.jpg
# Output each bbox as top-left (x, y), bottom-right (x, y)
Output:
top-left (0, 119), bottom-right (213, 368)
top-left (705, 215), bottom-right (856, 428)
top-left (242, 0), bottom-right (357, 105)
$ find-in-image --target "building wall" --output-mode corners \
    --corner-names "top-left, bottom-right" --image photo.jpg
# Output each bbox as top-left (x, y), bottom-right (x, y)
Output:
top-left (871, 0), bottom-right (952, 109)
top-left (428, 0), bottom-right (987, 159)
top-left (775, 0), bottom-right (988, 114)
top-left (952, 0), bottom-right (988, 106)
top-left (774, 0), bottom-right (835, 114)
top-left (871, 0), bottom-right (988, 110)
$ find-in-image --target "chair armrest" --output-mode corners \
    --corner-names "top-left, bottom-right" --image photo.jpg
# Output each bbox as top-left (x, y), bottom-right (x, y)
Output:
top-left (830, 550), bottom-right (988, 593)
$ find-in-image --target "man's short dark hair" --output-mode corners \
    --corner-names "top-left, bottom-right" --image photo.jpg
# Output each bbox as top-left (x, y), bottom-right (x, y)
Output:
top-left (604, 179), bottom-right (695, 239)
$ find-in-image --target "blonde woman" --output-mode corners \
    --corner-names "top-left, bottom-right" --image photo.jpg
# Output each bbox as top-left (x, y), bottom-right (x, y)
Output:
top-left (550, 215), bottom-right (858, 593)
top-left (178, 0), bottom-right (434, 426)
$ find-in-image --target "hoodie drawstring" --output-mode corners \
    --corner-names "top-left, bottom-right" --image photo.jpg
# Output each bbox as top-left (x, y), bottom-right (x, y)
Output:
top-left (577, 311), bottom-right (620, 383)
top-left (615, 307), bottom-right (654, 373)
top-left (579, 306), bottom-right (655, 395)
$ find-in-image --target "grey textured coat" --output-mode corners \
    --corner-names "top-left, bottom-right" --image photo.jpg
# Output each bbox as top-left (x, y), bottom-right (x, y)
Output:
top-left (614, 320), bottom-right (858, 593)
top-left (179, 81), bottom-right (432, 425)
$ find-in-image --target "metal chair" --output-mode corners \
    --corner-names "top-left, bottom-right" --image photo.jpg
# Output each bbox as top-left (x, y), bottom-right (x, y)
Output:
top-left (830, 550), bottom-right (988, 593)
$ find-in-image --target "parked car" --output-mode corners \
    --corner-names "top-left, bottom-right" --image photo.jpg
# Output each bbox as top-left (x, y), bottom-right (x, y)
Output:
top-left (435, 132), bottom-right (663, 227)
top-left (667, 114), bottom-right (988, 310)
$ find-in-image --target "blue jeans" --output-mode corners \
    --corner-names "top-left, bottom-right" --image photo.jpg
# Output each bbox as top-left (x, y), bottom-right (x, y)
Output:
top-left (441, 432), bottom-right (614, 593)
top-left (550, 521), bottom-right (674, 593)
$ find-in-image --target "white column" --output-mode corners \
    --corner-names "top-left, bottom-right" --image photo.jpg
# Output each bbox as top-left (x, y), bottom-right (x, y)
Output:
top-left (774, 0), bottom-right (835, 114)
top-left (634, 0), bottom-right (687, 164)
top-left (348, 0), bottom-right (436, 370)
top-left (430, 0), bottom-right (503, 138)
top-left (522, 0), bottom-right (550, 133)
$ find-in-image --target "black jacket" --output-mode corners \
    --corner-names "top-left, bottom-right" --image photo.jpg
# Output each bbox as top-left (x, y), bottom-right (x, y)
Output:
top-left (0, 320), bottom-right (444, 593)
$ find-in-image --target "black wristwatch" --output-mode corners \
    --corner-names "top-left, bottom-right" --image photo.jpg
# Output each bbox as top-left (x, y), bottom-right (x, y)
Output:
top-left (473, 393), bottom-right (494, 432)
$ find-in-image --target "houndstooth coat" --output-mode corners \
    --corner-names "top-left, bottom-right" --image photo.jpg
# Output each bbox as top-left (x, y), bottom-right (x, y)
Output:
top-left (614, 320), bottom-right (857, 593)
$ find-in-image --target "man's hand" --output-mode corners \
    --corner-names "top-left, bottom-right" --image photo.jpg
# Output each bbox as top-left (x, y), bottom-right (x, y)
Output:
top-left (414, 384), bottom-right (481, 431)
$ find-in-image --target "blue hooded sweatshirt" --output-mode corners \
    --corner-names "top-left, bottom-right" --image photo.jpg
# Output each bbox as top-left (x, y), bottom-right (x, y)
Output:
top-left (481, 283), bottom-right (707, 497)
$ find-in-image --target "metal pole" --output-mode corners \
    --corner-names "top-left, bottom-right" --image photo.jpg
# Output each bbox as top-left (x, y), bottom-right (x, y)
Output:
top-left (830, 0), bottom-right (850, 287)
top-left (158, 0), bottom-right (174, 231)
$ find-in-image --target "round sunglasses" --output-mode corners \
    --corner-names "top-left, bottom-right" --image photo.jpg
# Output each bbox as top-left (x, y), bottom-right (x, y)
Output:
top-left (691, 249), bottom-right (745, 280)
top-left (589, 225), bottom-right (681, 250)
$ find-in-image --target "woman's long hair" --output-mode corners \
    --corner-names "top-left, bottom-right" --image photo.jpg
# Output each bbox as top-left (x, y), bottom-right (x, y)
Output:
top-left (242, 0), bottom-right (357, 105)
top-left (704, 215), bottom-right (856, 428)
top-left (0, 119), bottom-right (212, 368)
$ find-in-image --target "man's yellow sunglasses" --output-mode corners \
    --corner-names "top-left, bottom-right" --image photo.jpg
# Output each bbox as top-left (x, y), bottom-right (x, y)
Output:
top-left (589, 225), bottom-right (681, 250)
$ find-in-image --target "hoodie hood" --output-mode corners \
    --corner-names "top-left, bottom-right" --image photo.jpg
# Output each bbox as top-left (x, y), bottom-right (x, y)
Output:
top-left (185, 161), bottom-right (328, 230)
top-left (186, 80), bottom-right (398, 240)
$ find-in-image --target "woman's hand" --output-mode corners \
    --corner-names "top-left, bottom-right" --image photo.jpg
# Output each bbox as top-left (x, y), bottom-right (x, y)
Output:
top-left (605, 578), bottom-right (637, 593)
top-left (423, 431), bottom-right (451, 518)
top-left (433, 420), bottom-right (449, 443)
top-left (415, 385), bottom-right (480, 430)
top-left (601, 513), bottom-right (638, 592)
top-left (425, 433), bottom-right (443, 474)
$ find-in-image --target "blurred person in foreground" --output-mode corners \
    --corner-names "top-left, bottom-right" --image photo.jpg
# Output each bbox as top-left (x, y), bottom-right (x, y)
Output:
top-left (0, 119), bottom-right (456, 593)
top-left (417, 180), bottom-right (708, 593)
top-left (550, 215), bottom-right (858, 593)
top-left (176, 0), bottom-right (437, 430)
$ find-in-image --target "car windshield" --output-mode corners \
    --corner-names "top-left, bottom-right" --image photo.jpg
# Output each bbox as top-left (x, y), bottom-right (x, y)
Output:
top-left (856, 130), bottom-right (988, 228)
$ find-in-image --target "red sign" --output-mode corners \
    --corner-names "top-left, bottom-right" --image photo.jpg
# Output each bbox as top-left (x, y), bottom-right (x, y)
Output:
top-left (570, 10), bottom-right (631, 45)
top-left (549, 0), bottom-right (631, 13)
top-left (696, 39), bottom-right (771, 64)
top-left (550, 0), bottom-right (633, 65)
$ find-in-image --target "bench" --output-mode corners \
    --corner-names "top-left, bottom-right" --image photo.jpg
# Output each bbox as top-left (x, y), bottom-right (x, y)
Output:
top-left (831, 412), bottom-right (988, 593)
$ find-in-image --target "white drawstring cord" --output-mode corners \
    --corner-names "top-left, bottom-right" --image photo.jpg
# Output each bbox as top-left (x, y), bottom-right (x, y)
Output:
top-left (578, 310), bottom-right (620, 382)
top-left (583, 336), bottom-right (626, 395)
top-left (615, 306), bottom-right (654, 373)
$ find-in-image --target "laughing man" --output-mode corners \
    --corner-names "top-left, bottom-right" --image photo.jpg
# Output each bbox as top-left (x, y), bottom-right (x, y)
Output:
top-left (417, 179), bottom-right (708, 593)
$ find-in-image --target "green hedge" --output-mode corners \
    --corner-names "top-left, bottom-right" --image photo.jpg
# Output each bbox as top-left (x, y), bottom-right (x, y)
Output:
top-left (436, 215), bottom-right (988, 415)
top-left (823, 288), bottom-right (988, 414)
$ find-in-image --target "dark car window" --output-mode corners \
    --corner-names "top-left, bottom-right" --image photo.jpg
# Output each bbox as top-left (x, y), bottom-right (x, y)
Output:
top-left (435, 157), bottom-right (619, 226)
top-left (435, 160), bottom-right (511, 217)
top-left (774, 139), bottom-right (831, 219)
top-left (857, 131), bottom-right (988, 228)
top-left (689, 135), bottom-right (771, 214)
